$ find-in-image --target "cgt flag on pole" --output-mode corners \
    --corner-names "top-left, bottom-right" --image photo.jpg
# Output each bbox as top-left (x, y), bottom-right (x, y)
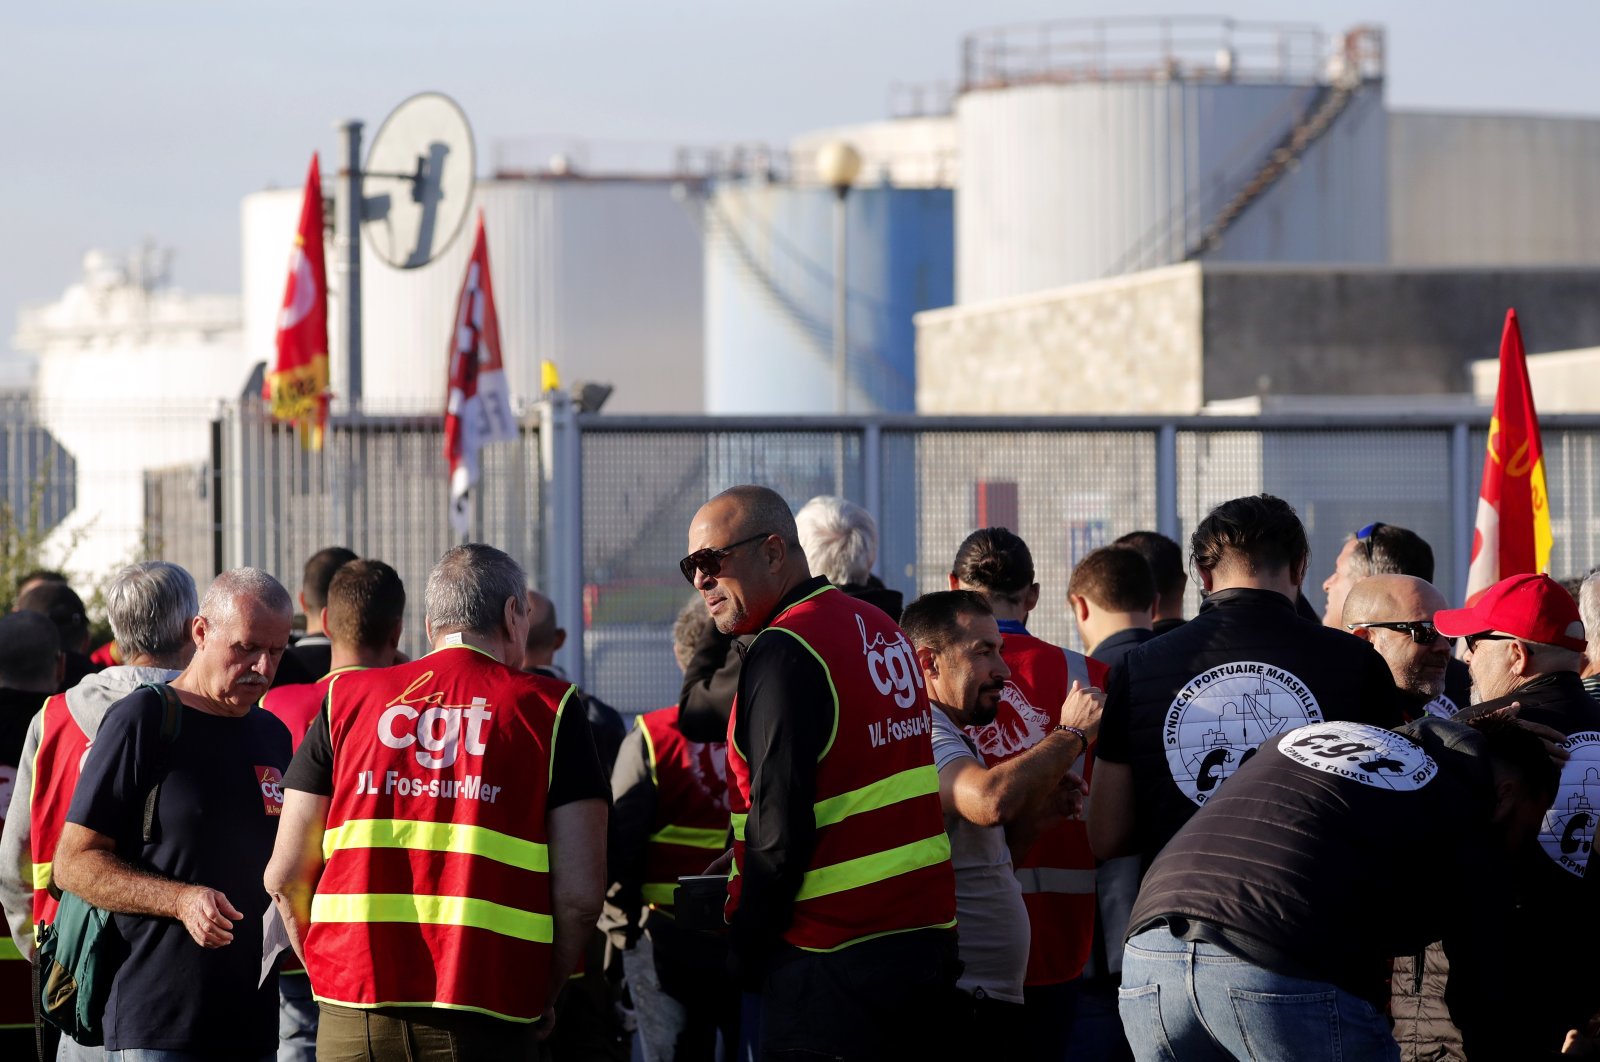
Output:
top-left (445, 213), bottom-right (518, 536)
top-left (264, 153), bottom-right (330, 449)
top-left (1464, 308), bottom-right (1552, 602)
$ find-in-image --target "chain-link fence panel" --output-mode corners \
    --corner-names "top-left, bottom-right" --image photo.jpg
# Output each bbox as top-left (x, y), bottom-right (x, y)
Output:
top-left (578, 426), bottom-right (863, 715)
top-left (880, 428), bottom-right (1158, 653)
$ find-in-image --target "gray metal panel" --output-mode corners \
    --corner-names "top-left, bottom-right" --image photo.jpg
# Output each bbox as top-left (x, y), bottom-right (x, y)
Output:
top-left (1390, 111), bottom-right (1600, 266)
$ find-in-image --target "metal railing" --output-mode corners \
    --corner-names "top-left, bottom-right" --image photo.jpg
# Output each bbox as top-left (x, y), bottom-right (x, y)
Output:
top-left (11, 397), bottom-right (1599, 718)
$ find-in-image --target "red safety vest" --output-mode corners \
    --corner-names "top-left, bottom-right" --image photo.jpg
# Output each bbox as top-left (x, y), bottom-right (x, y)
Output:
top-left (28, 693), bottom-right (88, 934)
top-left (304, 645), bottom-right (567, 1022)
top-left (263, 665), bottom-right (366, 753)
top-left (637, 706), bottom-right (729, 914)
top-left (726, 585), bottom-right (956, 952)
top-left (966, 629), bottom-right (1108, 987)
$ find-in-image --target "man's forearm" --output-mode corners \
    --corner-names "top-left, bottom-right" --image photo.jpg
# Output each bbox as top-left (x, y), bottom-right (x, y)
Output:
top-left (548, 901), bottom-right (600, 990)
top-left (57, 847), bottom-right (186, 919)
top-left (986, 730), bottom-right (1083, 823)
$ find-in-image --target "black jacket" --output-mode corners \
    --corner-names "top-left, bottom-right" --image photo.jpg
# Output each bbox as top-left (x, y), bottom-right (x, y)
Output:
top-left (1129, 718), bottom-right (1505, 1007)
top-left (1097, 588), bottom-right (1406, 869)
top-left (1451, 671), bottom-right (1600, 1061)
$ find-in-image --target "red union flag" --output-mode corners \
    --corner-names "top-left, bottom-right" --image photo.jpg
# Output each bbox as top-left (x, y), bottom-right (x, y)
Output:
top-left (1465, 308), bottom-right (1552, 602)
top-left (264, 153), bottom-right (329, 449)
top-left (444, 213), bottom-right (517, 535)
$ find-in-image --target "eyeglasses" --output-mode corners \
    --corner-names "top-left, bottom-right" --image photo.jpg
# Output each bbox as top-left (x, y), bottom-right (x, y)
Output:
top-left (1355, 522), bottom-right (1388, 571)
top-left (1347, 620), bottom-right (1446, 645)
top-left (678, 532), bottom-right (772, 584)
top-left (1463, 632), bottom-right (1518, 653)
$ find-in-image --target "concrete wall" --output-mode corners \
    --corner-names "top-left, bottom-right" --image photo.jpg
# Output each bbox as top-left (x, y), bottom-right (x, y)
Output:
top-left (916, 262), bottom-right (1600, 413)
top-left (1473, 346), bottom-right (1600, 413)
top-left (915, 264), bottom-right (1202, 414)
top-left (1201, 265), bottom-right (1600, 401)
top-left (1390, 110), bottom-right (1600, 266)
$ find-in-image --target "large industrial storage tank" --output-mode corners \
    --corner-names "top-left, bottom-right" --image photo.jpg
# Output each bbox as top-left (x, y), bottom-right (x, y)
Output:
top-left (702, 179), bottom-right (953, 414)
top-left (242, 176), bottom-right (705, 413)
top-left (956, 18), bottom-right (1388, 303)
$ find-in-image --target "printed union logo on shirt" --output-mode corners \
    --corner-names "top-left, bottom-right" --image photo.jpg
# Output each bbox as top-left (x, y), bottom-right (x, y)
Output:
top-left (257, 765), bottom-right (285, 816)
top-left (1163, 661), bottom-right (1322, 806)
top-left (1278, 721), bottom-right (1437, 792)
top-left (1540, 731), bottom-right (1600, 879)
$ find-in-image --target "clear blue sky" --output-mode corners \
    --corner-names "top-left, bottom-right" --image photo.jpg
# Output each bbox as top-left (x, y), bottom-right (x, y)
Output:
top-left (7, 0), bottom-right (1599, 357)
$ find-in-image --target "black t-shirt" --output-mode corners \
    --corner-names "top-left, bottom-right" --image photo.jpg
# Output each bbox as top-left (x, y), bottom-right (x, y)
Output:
top-left (284, 683), bottom-right (610, 807)
top-left (66, 687), bottom-right (291, 1054)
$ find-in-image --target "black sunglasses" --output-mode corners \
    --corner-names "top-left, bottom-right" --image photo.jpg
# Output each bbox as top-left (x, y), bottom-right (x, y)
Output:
top-left (1347, 620), bottom-right (1446, 645)
top-left (679, 532), bottom-right (772, 584)
top-left (1355, 521), bottom-right (1387, 570)
top-left (1463, 632), bottom-right (1518, 653)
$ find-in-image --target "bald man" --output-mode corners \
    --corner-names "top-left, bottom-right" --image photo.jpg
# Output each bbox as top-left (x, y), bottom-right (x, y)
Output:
top-left (1343, 575), bottom-right (1469, 720)
top-left (684, 485), bottom-right (957, 1060)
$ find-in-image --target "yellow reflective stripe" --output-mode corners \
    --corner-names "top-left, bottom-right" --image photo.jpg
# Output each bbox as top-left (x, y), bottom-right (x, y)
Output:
top-left (730, 812), bottom-right (747, 840)
top-left (549, 685), bottom-right (576, 789)
top-left (324, 818), bottom-right (548, 873)
top-left (648, 824), bottom-right (727, 849)
top-left (638, 716), bottom-right (660, 789)
top-left (311, 892), bottom-right (553, 943)
top-left (0, 936), bottom-right (22, 961)
top-left (641, 883), bottom-right (677, 907)
top-left (761, 627), bottom-right (840, 761)
top-left (814, 765), bottom-right (940, 828)
top-left (793, 833), bottom-right (951, 903)
top-left (31, 862), bottom-right (50, 890)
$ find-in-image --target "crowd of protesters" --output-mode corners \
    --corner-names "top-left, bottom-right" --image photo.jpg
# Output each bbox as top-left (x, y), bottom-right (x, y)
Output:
top-left (0, 486), bottom-right (1596, 1061)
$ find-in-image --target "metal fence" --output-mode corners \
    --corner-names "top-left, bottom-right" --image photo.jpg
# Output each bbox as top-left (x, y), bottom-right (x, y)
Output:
top-left (10, 397), bottom-right (1600, 720)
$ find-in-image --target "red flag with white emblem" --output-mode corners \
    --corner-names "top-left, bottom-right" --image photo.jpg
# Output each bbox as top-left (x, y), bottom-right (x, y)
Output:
top-left (263, 153), bottom-right (329, 449)
top-left (444, 213), bottom-right (517, 535)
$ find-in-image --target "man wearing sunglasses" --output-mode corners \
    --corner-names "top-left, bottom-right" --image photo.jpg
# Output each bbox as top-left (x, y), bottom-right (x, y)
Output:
top-left (1343, 575), bottom-right (1462, 721)
top-left (1434, 572), bottom-right (1600, 1061)
top-left (1320, 522), bottom-right (1437, 631)
top-left (683, 485), bottom-right (958, 1059)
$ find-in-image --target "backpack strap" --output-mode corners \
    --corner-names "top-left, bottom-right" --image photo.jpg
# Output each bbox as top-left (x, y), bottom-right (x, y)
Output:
top-left (139, 685), bottom-right (185, 844)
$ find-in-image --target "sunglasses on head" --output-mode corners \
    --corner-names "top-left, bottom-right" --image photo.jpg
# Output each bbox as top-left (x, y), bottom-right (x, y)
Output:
top-left (1355, 521), bottom-right (1388, 570)
top-left (1347, 620), bottom-right (1446, 645)
top-left (678, 531), bottom-right (772, 584)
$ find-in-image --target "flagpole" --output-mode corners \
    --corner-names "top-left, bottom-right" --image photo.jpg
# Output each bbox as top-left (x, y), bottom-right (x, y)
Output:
top-left (335, 119), bottom-right (364, 411)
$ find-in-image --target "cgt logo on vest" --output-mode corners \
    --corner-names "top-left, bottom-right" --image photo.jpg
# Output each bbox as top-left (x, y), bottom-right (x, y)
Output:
top-left (378, 677), bottom-right (494, 769)
top-left (859, 614), bottom-right (923, 709)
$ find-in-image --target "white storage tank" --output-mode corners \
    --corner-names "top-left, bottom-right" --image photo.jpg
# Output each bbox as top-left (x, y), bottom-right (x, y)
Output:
top-left (956, 18), bottom-right (1388, 303)
top-left (242, 176), bottom-right (705, 414)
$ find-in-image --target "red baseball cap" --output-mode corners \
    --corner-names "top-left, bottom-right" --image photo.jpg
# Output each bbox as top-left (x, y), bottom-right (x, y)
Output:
top-left (1434, 572), bottom-right (1586, 652)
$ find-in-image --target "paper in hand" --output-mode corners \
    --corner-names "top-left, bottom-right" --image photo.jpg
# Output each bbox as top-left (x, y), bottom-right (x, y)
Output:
top-left (260, 903), bottom-right (290, 987)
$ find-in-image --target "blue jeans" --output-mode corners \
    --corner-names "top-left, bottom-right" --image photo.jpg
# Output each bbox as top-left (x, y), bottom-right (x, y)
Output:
top-left (106, 1052), bottom-right (273, 1062)
top-left (1118, 927), bottom-right (1399, 1062)
top-left (278, 972), bottom-right (318, 1062)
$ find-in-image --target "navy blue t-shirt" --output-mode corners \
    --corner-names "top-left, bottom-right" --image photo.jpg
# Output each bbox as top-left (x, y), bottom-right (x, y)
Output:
top-left (66, 686), bottom-right (291, 1054)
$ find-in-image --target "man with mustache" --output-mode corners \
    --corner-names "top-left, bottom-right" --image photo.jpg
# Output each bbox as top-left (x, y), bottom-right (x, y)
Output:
top-left (902, 589), bottom-right (1103, 1053)
top-left (53, 568), bottom-right (296, 1061)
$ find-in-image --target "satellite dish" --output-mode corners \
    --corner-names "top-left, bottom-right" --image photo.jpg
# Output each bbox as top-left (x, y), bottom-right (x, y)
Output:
top-left (362, 92), bottom-right (476, 270)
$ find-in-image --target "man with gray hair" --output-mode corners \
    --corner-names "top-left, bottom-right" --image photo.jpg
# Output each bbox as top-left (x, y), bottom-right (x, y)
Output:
top-left (266, 544), bottom-right (609, 1060)
top-left (1, 562), bottom-right (199, 964)
top-left (1579, 567), bottom-right (1600, 702)
top-left (795, 494), bottom-right (902, 620)
top-left (53, 566), bottom-right (294, 1059)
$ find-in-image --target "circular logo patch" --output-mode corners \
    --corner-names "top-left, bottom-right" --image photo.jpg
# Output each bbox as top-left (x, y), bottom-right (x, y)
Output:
top-left (1163, 662), bottom-right (1322, 806)
top-left (1278, 721), bottom-right (1438, 791)
top-left (1540, 731), bottom-right (1600, 879)
top-left (1422, 693), bottom-right (1461, 720)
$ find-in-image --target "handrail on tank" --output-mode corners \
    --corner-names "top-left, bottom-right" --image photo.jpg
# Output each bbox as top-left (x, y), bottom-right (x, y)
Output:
top-left (959, 16), bottom-right (1381, 93)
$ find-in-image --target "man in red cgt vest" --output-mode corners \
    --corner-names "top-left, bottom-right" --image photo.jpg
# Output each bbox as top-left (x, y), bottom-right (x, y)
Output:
top-left (685, 484), bottom-right (958, 1060)
top-left (265, 544), bottom-right (609, 1061)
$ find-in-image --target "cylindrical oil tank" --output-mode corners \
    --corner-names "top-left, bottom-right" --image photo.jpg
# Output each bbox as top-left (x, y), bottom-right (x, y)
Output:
top-left (241, 177), bottom-right (704, 413)
top-left (703, 181), bottom-right (953, 414)
top-left (956, 78), bottom-right (1387, 303)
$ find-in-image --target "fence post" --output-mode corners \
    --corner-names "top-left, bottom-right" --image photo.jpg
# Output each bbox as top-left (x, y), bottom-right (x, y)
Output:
top-left (1156, 423), bottom-right (1180, 541)
top-left (862, 419), bottom-right (883, 529)
top-left (1450, 421), bottom-right (1473, 605)
top-left (209, 414), bottom-right (226, 578)
top-left (540, 392), bottom-right (585, 688)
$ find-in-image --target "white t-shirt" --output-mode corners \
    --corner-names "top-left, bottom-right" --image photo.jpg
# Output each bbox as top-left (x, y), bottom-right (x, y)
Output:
top-left (931, 706), bottom-right (1031, 1003)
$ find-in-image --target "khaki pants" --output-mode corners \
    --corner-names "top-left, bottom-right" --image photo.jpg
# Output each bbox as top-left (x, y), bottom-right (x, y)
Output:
top-left (316, 1001), bottom-right (545, 1062)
